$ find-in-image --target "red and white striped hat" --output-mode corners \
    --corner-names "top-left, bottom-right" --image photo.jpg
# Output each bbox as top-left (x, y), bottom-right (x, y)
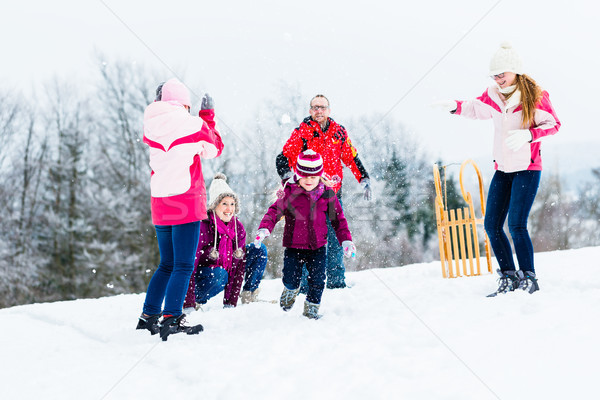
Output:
top-left (295, 149), bottom-right (323, 177)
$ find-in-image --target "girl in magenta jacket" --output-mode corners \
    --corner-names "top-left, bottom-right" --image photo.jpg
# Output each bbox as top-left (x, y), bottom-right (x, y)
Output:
top-left (182, 174), bottom-right (267, 310)
top-left (136, 78), bottom-right (223, 341)
top-left (254, 150), bottom-right (356, 319)
top-left (434, 42), bottom-right (560, 297)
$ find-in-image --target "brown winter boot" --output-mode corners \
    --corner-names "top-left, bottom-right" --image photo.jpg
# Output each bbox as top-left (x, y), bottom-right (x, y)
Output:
top-left (280, 287), bottom-right (300, 311)
top-left (302, 301), bottom-right (321, 320)
top-left (241, 288), bottom-right (260, 304)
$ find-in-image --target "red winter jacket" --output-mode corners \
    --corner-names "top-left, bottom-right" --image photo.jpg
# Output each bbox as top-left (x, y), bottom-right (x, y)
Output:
top-left (281, 117), bottom-right (368, 193)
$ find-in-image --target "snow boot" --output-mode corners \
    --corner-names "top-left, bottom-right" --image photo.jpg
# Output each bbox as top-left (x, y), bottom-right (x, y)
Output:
top-left (487, 269), bottom-right (519, 297)
top-left (280, 287), bottom-right (300, 311)
top-left (241, 288), bottom-right (260, 304)
top-left (516, 270), bottom-right (540, 294)
top-left (159, 314), bottom-right (204, 342)
top-left (136, 313), bottom-right (161, 335)
top-left (302, 301), bottom-right (321, 320)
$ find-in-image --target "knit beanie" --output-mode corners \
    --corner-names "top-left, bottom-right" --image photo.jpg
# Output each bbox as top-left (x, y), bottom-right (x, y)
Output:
top-left (159, 78), bottom-right (191, 107)
top-left (295, 149), bottom-right (324, 177)
top-left (208, 173), bottom-right (240, 214)
top-left (489, 42), bottom-right (523, 76)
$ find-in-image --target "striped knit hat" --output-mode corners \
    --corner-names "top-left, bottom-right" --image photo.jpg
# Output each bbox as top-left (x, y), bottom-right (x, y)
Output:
top-left (295, 149), bottom-right (324, 177)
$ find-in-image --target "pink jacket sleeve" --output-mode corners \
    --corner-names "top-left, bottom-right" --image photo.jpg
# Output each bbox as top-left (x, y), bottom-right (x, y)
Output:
top-left (328, 195), bottom-right (352, 245)
top-left (530, 91), bottom-right (561, 142)
top-left (198, 109), bottom-right (224, 159)
top-left (455, 89), bottom-right (498, 120)
top-left (259, 197), bottom-right (285, 233)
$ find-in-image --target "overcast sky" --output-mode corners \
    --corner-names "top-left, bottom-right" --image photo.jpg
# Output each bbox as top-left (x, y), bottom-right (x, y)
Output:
top-left (3, 0), bottom-right (598, 172)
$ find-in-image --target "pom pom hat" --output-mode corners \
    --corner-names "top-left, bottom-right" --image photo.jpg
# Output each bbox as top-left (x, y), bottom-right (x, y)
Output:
top-left (160, 78), bottom-right (192, 107)
top-left (489, 42), bottom-right (524, 76)
top-left (208, 173), bottom-right (240, 214)
top-left (295, 149), bottom-right (324, 177)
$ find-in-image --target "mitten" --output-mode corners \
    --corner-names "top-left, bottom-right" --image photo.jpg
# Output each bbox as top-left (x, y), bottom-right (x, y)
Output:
top-left (342, 240), bottom-right (356, 259)
top-left (201, 93), bottom-right (214, 110)
top-left (254, 228), bottom-right (270, 248)
top-left (430, 100), bottom-right (457, 113)
top-left (505, 129), bottom-right (532, 151)
top-left (361, 178), bottom-right (372, 201)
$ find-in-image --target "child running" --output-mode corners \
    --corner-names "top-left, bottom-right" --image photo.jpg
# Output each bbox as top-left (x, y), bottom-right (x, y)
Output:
top-left (253, 150), bottom-right (356, 319)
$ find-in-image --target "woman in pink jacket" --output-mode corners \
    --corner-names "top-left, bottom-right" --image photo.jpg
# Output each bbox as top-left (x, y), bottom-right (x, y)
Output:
top-left (136, 78), bottom-right (223, 341)
top-left (434, 42), bottom-right (560, 297)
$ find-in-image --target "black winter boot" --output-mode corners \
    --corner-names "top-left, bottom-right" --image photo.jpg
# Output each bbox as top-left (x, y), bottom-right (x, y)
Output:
top-left (136, 313), bottom-right (161, 335)
top-left (516, 270), bottom-right (540, 294)
top-left (487, 269), bottom-right (519, 297)
top-left (159, 314), bottom-right (204, 342)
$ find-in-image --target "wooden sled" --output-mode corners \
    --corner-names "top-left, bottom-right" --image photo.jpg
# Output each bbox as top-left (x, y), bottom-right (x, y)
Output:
top-left (433, 160), bottom-right (492, 278)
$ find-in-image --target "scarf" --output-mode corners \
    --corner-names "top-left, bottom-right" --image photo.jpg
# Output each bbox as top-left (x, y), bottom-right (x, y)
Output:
top-left (307, 182), bottom-right (325, 202)
top-left (212, 213), bottom-right (239, 274)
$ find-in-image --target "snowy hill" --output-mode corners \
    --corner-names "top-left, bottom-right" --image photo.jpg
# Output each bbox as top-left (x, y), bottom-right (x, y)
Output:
top-left (3, 247), bottom-right (599, 400)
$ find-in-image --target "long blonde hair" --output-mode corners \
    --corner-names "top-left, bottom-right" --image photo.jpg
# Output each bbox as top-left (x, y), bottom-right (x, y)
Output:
top-left (515, 74), bottom-right (542, 128)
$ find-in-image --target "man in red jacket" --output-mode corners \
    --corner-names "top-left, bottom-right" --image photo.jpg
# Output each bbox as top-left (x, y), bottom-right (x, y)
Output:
top-left (276, 94), bottom-right (371, 288)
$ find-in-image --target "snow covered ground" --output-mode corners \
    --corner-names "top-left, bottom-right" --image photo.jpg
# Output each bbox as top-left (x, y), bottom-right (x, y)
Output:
top-left (2, 246), bottom-right (599, 400)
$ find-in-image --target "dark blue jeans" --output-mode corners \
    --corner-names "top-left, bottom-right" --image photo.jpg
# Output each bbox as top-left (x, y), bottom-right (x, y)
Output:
top-left (143, 221), bottom-right (200, 316)
top-left (243, 243), bottom-right (268, 292)
top-left (283, 246), bottom-right (327, 304)
top-left (195, 267), bottom-right (229, 304)
top-left (484, 170), bottom-right (541, 273)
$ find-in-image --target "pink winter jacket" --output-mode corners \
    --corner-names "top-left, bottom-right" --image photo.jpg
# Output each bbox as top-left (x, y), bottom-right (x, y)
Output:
top-left (455, 86), bottom-right (560, 173)
top-left (143, 101), bottom-right (223, 225)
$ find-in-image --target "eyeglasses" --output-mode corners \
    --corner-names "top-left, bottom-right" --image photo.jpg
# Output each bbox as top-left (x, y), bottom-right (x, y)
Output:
top-left (491, 73), bottom-right (505, 80)
top-left (310, 105), bottom-right (329, 111)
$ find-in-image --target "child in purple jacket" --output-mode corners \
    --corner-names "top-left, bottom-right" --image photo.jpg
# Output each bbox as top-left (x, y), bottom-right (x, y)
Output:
top-left (253, 150), bottom-right (356, 319)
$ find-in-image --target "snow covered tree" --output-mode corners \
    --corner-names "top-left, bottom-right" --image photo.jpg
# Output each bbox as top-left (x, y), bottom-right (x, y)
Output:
top-left (34, 79), bottom-right (95, 300)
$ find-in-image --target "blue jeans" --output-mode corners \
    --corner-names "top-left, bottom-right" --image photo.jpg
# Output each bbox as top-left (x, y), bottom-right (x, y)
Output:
top-left (243, 243), bottom-right (268, 292)
top-left (283, 246), bottom-right (327, 304)
top-left (195, 267), bottom-right (229, 304)
top-left (484, 170), bottom-right (541, 273)
top-left (143, 221), bottom-right (200, 316)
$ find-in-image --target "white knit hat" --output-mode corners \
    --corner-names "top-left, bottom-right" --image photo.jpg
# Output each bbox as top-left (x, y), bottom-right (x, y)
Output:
top-left (208, 173), bottom-right (240, 214)
top-left (489, 42), bottom-right (524, 76)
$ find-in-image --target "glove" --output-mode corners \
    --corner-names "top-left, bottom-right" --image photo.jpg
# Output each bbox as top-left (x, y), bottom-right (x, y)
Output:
top-left (253, 228), bottom-right (270, 248)
top-left (505, 129), bottom-right (532, 151)
top-left (342, 240), bottom-right (356, 259)
top-left (430, 100), bottom-right (457, 113)
top-left (201, 93), bottom-right (214, 110)
top-left (361, 178), bottom-right (372, 201)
